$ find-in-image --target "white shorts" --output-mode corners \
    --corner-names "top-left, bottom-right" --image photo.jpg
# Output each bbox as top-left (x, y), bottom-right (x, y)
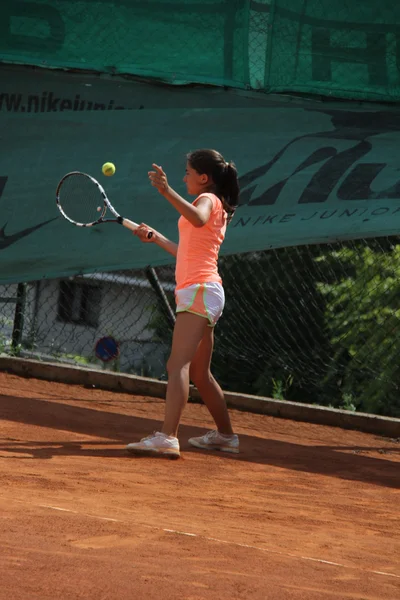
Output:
top-left (175, 282), bottom-right (225, 327)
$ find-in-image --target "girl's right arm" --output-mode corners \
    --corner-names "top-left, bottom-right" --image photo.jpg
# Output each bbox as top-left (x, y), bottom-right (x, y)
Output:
top-left (134, 223), bottom-right (178, 258)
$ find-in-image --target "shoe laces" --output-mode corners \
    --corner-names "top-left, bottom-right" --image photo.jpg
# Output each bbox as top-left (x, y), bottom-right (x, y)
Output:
top-left (141, 431), bottom-right (163, 442)
top-left (204, 430), bottom-right (220, 442)
top-left (204, 430), bottom-right (234, 442)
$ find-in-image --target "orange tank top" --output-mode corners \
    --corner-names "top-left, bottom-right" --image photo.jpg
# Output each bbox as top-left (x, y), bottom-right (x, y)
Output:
top-left (175, 193), bottom-right (227, 291)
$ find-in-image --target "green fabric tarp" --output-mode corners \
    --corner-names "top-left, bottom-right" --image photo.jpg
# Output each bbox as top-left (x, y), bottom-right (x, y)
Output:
top-left (1, 0), bottom-right (400, 101)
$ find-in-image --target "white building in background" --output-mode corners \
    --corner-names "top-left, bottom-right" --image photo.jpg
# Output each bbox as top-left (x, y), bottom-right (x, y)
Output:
top-left (0, 271), bottom-right (174, 378)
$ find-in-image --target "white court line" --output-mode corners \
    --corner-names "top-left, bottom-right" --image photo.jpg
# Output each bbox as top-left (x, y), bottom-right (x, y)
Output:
top-left (4, 498), bottom-right (400, 581)
top-left (41, 504), bottom-right (400, 580)
top-left (39, 505), bottom-right (121, 522)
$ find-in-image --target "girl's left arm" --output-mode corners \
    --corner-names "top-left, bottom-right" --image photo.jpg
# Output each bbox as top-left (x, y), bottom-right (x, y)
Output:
top-left (148, 164), bottom-right (212, 227)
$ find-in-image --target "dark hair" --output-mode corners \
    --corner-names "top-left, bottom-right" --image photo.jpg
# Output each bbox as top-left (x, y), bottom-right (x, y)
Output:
top-left (187, 149), bottom-right (239, 223)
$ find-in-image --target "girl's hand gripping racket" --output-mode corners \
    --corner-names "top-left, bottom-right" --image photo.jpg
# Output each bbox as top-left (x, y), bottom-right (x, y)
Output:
top-left (56, 171), bottom-right (153, 238)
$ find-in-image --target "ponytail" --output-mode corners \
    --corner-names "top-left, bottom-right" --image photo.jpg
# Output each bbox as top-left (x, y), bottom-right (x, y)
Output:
top-left (186, 149), bottom-right (240, 225)
top-left (220, 162), bottom-right (239, 224)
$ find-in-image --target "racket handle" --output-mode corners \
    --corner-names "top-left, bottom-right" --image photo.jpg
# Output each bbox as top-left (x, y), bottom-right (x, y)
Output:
top-left (120, 217), bottom-right (153, 239)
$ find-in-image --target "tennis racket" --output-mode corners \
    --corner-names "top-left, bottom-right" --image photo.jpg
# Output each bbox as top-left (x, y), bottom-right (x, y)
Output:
top-left (56, 171), bottom-right (152, 238)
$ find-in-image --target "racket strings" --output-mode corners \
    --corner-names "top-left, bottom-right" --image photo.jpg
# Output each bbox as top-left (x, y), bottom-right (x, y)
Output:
top-left (58, 174), bottom-right (105, 225)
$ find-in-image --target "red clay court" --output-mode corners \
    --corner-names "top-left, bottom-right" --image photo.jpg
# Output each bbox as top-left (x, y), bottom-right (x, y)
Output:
top-left (0, 371), bottom-right (399, 599)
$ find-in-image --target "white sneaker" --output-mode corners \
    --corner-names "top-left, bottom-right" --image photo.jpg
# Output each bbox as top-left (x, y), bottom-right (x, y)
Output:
top-left (188, 430), bottom-right (239, 454)
top-left (126, 432), bottom-right (180, 459)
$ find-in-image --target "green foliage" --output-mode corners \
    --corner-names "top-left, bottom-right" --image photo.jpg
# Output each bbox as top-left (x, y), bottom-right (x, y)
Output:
top-left (317, 243), bottom-right (400, 417)
top-left (339, 393), bottom-right (357, 412)
top-left (272, 375), bottom-right (294, 401)
top-left (0, 333), bottom-right (9, 353)
top-left (59, 352), bottom-right (93, 365)
top-left (0, 331), bottom-right (21, 357)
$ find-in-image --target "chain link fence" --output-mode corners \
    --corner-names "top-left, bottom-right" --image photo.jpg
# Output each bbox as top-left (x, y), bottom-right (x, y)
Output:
top-left (2, 238), bottom-right (400, 418)
top-left (2, 0), bottom-right (399, 101)
top-left (0, 267), bottom-right (174, 378)
top-left (250, 0), bottom-right (400, 101)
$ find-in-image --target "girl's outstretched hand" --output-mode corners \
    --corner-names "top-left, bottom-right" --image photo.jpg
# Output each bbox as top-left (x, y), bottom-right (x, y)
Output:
top-left (148, 164), bottom-right (169, 195)
top-left (134, 223), bottom-right (155, 243)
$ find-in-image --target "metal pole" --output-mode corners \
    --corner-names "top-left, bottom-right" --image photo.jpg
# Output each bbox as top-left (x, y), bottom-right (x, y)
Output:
top-left (145, 267), bottom-right (176, 330)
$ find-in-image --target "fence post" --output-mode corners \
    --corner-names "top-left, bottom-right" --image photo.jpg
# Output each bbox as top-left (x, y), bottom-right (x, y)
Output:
top-left (145, 267), bottom-right (176, 330)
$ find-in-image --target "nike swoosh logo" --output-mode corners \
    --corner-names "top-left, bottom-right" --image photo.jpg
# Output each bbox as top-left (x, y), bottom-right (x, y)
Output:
top-left (0, 218), bottom-right (58, 250)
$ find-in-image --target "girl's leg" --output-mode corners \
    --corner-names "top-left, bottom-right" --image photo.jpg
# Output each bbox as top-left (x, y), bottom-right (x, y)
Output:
top-left (189, 326), bottom-right (234, 435)
top-left (161, 311), bottom-right (209, 437)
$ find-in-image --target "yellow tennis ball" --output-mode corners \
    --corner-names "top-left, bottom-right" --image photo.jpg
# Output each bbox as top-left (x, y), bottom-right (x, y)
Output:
top-left (102, 162), bottom-right (116, 176)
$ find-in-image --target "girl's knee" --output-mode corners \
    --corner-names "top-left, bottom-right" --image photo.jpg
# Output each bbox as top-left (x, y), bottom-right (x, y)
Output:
top-left (189, 367), bottom-right (212, 387)
top-left (167, 358), bottom-right (190, 377)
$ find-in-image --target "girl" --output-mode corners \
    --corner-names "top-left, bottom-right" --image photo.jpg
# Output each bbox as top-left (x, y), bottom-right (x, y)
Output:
top-left (126, 149), bottom-right (239, 459)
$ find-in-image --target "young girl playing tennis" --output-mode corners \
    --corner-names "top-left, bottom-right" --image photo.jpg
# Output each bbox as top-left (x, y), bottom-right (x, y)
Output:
top-left (126, 149), bottom-right (239, 459)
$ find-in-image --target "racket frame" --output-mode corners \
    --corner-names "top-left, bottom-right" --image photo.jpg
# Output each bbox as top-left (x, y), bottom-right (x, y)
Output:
top-left (56, 171), bottom-right (149, 236)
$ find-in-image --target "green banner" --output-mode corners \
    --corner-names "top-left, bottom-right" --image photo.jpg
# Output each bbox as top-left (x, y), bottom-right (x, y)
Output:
top-left (1, 1), bottom-right (400, 101)
top-left (266, 0), bottom-right (400, 101)
top-left (0, 0), bottom-right (248, 88)
top-left (2, 66), bottom-right (400, 284)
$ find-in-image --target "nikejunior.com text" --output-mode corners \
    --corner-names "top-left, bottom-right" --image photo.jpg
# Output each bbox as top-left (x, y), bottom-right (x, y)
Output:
top-left (0, 92), bottom-right (126, 112)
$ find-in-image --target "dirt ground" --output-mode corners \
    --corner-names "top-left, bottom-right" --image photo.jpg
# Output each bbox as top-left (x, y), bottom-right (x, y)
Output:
top-left (0, 371), bottom-right (399, 600)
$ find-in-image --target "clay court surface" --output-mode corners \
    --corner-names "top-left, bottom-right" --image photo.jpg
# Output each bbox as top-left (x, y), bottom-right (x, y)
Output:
top-left (0, 371), bottom-right (399, 599)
